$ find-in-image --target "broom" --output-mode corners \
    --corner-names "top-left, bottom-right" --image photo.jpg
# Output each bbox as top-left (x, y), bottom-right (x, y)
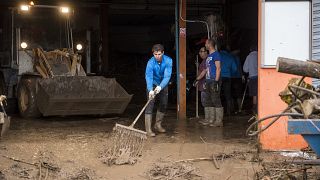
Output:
top-left (105, 98), bottom-right (153, 165)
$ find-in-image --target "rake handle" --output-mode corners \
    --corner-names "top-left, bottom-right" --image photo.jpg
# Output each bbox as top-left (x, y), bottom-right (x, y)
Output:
top-left (239, 80), bottom-right (249, 112)
top-left (130, 98), bottom-right (153, 127)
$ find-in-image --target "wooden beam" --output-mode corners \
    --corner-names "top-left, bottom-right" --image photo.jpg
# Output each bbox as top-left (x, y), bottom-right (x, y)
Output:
top-left (276, 57), bottom-right (320, 78)
top-left (178, 0), bottom-right (186, 120)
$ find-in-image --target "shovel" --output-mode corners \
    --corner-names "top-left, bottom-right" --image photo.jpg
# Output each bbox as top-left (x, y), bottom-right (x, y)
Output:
top-left (0, 95), bottom-right (10, 138)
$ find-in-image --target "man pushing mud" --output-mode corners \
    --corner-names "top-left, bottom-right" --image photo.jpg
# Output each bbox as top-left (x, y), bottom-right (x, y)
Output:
top-left (145, 44), bottom-right (173, 137)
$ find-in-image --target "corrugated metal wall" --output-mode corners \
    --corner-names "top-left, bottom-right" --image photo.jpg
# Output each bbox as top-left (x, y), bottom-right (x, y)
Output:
top-left (313, 0), bottom-right (320, 87)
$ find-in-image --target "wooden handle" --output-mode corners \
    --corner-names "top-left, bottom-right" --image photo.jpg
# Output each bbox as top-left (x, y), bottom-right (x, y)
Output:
top-left (129, 98), bottom-right (153, 127)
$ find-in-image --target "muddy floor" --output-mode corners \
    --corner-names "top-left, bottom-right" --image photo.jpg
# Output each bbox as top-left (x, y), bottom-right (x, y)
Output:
top-left (0, 105), bottom-right (319, 179)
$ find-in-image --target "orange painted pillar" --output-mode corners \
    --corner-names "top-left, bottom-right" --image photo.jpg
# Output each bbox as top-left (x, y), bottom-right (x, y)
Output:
top-left (258, 0), bottom-right (308, 150)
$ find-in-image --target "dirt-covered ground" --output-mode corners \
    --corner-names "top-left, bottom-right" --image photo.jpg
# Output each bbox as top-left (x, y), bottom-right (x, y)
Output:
top-left (0, 105), bottom-right (319, 179)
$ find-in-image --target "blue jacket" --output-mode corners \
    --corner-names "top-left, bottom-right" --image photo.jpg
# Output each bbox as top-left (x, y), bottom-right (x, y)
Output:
top-left (231, 55), bottom-right (242, 78)
top-left (220, 50), bottom-right (237, 78)
top-left (145, 55), bottom-right (173, 92)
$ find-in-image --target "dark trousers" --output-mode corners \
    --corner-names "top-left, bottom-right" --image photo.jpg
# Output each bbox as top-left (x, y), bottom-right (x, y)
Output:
top-left (221, 77), bottom-right (233, 114)
top-left (145, 86), bottom-right (168, 114)
top-left (203, 80), bottom-right (222, 108)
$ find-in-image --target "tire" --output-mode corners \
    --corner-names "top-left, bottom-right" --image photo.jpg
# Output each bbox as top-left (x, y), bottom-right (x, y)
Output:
top-left (17, 77), bottom-right (41, 118)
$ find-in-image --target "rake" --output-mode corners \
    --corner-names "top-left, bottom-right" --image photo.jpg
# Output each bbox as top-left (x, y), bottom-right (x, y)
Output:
top-left (106, 98), bottom-right (152, 165)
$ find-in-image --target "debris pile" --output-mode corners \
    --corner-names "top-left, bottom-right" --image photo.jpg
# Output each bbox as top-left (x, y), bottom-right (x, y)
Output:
top-left (0, 150), bottom-right (60, 180)
top-left (99, 131), bottom-right (144, 165)
top-left (255, 161), bottom-right (310, 180)
top-left (9, 163), bottom-right (33, 179)
top-left (146, 162), bottom-right (201, 180)
top-left (215, 151), bottom-right (251, 161)
top-left (34, 150), bottom-right (60, 179)
top-left (67, 168), bottom-right (96, 180)
top-left (247, 78), bottom-right (319, 136)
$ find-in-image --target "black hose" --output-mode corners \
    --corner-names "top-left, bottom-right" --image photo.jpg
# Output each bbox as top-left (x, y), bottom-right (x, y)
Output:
top-left (246, 80), bottom-right (318, 136)
top-left (246, 112), bottom-right (303, 136)
top-left (246, 102), bottom-right (302, 136)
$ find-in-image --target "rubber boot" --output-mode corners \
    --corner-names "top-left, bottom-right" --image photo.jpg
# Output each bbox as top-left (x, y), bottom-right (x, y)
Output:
top-left (154, 111), bottom-right (166, 133)
top-left (208, 107), bottom-right (216, 126)
top-left (200, 107), bottom-right (211, 125)
top-left (199, 107), bottom-right (210, 124)
top-left (145, 114), bottom-right (155, 137)
top-left (212, 107), bottom-right (224, 127)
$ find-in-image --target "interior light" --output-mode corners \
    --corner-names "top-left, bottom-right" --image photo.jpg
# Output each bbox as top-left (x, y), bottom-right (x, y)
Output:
top-left (29, 1), bottom-right (35, 6)
top-left (20, 5), bottom-right (30, 11)
top-left (60, 7), bottom-right (70, 14)
top-left (76, 44), bottom-right (83, 51)
top-left (21, 42), bottom-right (28, 49)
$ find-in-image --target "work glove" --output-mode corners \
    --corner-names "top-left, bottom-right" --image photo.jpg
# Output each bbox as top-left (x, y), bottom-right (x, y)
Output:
top-left (213, 80), bottom-right (219, 92)
top-left (154, 86), bottom-right (162, 94)
top-left (242, 75), bottom-right (246, 83)
top-left (193, 80), bottom-right (198, 87)
top-left (149, 90), bottom-right (155, 99)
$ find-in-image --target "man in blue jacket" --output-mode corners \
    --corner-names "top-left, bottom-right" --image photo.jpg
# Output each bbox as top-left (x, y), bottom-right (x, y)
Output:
top-left (145, 44), bottom-right (173, 137)
top-left (220, 48), bottom-right (237, 115)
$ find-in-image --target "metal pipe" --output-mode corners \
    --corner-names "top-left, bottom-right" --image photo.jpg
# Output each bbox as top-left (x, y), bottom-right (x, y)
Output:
top-left (86, 30), bottom-right (91, 73)
top-left (33, 5), bottom-right (60, 9)
top-left (16, 27), bottom-right (20, 66)
top-left (69, 20), bottom-right (73, 50)
top-left (179, 0), bottom-right (210, 39)
top-left (195, 55), bottom-right (199, 118)
top-left (65, 19), bottom-right (70, 49)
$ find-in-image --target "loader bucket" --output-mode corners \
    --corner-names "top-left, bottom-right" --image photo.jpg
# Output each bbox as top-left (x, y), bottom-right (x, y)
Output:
top-left (36, 76), bottom-right (132, 116)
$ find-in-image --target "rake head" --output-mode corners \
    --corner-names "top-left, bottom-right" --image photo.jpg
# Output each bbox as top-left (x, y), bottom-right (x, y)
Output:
top-left (114, 123), bottom-right (147, 139)
top-left (103, 123), bottom-right (147, 165)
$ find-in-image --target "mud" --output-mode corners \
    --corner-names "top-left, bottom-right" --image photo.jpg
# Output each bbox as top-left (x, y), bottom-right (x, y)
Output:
top-left (0, 105), bottom-right (319, 179)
